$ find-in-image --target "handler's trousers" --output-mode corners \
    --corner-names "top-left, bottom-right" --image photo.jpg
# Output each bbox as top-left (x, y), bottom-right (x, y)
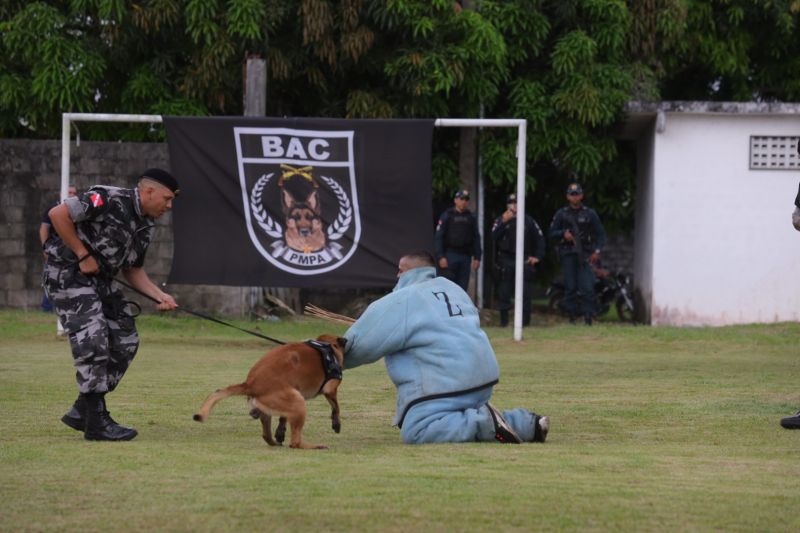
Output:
top-left (400, 388), bottom-right (541, 444)
top-left (438, 250), bottom-right (472, 292)
top-left (560, 252), bottom-right (595, 319)
top-left (43, 263), bottom-right (139, 394)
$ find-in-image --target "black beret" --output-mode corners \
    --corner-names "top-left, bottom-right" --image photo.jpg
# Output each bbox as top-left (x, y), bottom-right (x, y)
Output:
top-left (142, 168), bottom-right (180, 196)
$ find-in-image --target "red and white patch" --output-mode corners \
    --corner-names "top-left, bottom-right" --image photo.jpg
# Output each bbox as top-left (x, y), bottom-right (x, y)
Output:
top-left (90, 193), bottom-right (104, 208)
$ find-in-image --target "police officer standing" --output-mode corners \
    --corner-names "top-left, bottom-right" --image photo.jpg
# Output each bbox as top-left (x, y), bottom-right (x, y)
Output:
top-left (43, 169), bottom-right (180, 441)
top-left (548, 182), bottom-right (606, 325)
top-left (434, 189), bottom-right (482, 292)
top-left (491, 193), bottom-right (545, 327)
top-left (780, 176), bottom-right (800, 429)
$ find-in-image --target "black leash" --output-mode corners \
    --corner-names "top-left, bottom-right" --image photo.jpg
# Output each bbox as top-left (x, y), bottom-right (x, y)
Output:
top-left (113, 277), bottom-right (286, 345)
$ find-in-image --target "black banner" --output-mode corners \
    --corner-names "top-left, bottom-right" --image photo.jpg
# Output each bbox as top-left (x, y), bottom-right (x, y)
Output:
top-left (164, 117), bottom-right (434, 287)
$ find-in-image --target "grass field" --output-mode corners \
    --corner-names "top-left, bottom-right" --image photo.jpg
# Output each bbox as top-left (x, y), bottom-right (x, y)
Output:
top-left (1, 309), bottom-right (799, 532)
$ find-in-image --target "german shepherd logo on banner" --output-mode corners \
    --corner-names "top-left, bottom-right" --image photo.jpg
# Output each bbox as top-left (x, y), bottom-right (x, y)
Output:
top-left (234, 128), bottom-right (361, 275)
top-left (165, 116), bottom-right (434, 288)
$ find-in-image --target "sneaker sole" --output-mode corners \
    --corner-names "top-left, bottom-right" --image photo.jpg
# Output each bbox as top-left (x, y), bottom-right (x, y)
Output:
top-left (486, 403), bottom-right (522, 444)
top-left (535, 415), bottom-right (550, 443)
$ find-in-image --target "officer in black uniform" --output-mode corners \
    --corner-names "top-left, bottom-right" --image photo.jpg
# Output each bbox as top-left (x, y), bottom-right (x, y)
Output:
top-left (548, 182), bottom-right (606, 325)
top-left (491, 193), bottom-right (545, 327)
top-left (434, 189), bottom-right (482, 292)
top-left (780, 170), bottom-right (800, 429)
top-left (43, 169), bottom-right (180, 441)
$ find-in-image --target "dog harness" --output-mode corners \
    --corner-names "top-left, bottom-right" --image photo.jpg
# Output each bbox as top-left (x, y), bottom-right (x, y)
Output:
top-left (306, 340), bottom-right (343, 393)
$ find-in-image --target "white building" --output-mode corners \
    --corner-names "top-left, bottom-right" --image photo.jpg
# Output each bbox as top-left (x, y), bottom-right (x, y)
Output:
top-left (622, 101), bottom-right (799, 326)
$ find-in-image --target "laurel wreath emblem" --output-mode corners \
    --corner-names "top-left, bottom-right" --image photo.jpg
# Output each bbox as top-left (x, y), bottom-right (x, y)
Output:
top-left (250, 173), bottom-right (283, 238)
top-left (320, 176), bottom-right (352, 240)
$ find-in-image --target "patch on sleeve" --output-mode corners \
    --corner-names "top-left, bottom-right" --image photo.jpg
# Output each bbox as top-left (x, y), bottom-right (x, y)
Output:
top-left (90, 193), bottom-right (104, 208)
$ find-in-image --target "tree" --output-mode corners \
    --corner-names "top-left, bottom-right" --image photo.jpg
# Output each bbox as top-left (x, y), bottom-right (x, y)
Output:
top-left (658, 0), bottom-right (800, 101)
top-left (2, 0), bottom-right (799, 233)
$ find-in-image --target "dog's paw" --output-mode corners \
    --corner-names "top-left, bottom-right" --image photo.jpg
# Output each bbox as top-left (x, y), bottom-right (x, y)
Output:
top-left (193, 414), bottom-right (203, 422)
top-left (332, 421), bottom-right (341, 433)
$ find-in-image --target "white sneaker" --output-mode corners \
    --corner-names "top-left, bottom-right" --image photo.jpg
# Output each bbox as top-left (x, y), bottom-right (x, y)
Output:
top-left (534, 415), bottom-right (550, 443)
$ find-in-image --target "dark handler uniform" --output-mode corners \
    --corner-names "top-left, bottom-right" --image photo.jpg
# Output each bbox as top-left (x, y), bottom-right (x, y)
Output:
top-left (43, 185), bottom-right (155, 395)
top-left (434, 205), bottom-right (482, 292)
top-left (41, 175), bottom-right (178, 442)
top-left (548, 200), bottom-right (606, 322)
top-left (491, 205), bottom-right (545, 327)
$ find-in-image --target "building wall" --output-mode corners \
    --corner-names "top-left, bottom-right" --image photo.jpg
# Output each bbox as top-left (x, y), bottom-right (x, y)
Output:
top-left (633, 122), bottom-right (656, 323)
top-left (649, 113), bottom-right (800, 325)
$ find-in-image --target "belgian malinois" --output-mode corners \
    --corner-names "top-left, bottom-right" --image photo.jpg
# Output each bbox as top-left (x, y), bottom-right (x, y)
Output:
top-left (193, 335), bottom-right (346, 449)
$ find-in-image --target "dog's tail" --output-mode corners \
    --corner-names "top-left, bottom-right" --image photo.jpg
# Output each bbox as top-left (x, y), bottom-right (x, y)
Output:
top-left (193, 383), bottom-right (249, 423)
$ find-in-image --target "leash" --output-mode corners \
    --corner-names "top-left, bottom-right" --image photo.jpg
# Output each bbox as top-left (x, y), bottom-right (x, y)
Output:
top-left (112, 276), bottom-right (286, 345)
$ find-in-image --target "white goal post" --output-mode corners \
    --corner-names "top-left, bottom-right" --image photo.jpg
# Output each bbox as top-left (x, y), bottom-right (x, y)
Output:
top-left (60, 113), bottom-right (530, 340)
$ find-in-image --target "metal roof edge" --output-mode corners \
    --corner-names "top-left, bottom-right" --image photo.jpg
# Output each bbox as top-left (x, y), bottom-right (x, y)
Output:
top-left (624, 101), bottom-right (800, 115)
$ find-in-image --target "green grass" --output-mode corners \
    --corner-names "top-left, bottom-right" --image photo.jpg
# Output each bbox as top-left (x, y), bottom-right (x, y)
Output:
top-left (1, 310), bottom-right (799, 532)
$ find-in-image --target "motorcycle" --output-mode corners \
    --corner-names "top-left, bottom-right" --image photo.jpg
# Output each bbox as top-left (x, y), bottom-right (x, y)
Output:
top-left (546, 264), bottom-right (636, 322)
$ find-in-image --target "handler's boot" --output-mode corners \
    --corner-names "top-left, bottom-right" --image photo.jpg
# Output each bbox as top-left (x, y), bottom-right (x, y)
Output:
top-left (83, 393), bottom-right (138, 441)
top-left (60, 393), bottom-right (86, 432)
top-left (780, 411), bottom-right (800, 429)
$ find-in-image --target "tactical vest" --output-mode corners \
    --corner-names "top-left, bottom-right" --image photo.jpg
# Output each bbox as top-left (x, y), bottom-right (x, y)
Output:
top-left (444, 209), bottom-right (475, 252)
top-left (496, 218), bottom-right (519, 255)
top-left (45, 186), bottom-right (155, 277)
top-left (561, 207), bottom-right (596, 250)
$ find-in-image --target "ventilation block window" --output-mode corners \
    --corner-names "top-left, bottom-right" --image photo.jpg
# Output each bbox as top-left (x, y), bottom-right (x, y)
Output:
top-left (750, 136), bottom-right (799, 170)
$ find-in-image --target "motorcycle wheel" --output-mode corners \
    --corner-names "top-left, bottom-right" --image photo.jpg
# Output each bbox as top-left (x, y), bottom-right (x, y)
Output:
top-left (615, 297), bottom-right (635, 322)
top-left (548, 292), bottom-right (564, 315)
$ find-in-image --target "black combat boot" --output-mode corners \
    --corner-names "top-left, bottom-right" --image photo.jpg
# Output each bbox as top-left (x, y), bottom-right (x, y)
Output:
top-left (499, 310), bottom-right (509, 327)
top-left (83, 392), bottom-right (138, 441)
top-left (60, 393), bottom-right (86, 432)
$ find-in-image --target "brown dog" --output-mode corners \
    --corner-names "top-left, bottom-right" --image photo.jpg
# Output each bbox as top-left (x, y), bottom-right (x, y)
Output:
top-left (193, 335), bottom-right (346, 449)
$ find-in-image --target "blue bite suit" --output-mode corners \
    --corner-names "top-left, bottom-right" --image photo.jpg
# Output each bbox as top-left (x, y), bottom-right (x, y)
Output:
top-left (343, 266), bottom-right (539, 444)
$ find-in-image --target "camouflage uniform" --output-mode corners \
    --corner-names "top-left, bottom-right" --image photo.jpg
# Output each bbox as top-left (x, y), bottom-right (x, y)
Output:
top-left (42, 186), bottom-right (156, 394)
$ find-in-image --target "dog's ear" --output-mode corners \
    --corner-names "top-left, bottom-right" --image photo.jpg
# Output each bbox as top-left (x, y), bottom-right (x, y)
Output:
top-left (281, 187), bottom-right (295, 213)
top-left (306, 189), bottom-right (320, 214)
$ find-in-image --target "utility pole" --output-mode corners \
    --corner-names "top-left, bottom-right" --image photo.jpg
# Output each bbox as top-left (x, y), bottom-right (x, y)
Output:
top-left (243, 55), bottom-right (268, 315)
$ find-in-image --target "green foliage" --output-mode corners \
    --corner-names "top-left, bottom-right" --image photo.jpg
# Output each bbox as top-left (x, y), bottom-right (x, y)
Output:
top-left (1, 0), bottom-right (799, 232)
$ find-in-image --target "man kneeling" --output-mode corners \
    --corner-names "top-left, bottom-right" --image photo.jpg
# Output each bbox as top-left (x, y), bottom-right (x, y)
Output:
top-left (343, 251), bottom-right (549, 444)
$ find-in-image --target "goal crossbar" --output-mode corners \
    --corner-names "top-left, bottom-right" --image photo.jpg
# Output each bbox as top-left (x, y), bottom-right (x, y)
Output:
top-left (61, 113), bottom-right (529, 340)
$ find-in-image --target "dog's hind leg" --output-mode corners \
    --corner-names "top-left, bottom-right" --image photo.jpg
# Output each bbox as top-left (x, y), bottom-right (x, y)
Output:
top-left (275, 417), bottom-right (287, 444)
top-left (258, 413), bottom-right (279, 446)
top-left (250, 398), bottom-right (279, 446)
top-left (193, 383), bottom-right (248, 422)
top-left (321, 379), bottom-right (342, 434)
top-left (283, 390), bottom-right (326, 449)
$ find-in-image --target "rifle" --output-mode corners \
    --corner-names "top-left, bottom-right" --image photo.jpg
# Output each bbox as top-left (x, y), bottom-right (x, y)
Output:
top-left (564, 209), bottom-right (584, 258)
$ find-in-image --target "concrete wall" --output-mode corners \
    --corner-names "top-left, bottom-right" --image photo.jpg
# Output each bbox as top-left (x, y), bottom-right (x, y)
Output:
top-left (647, 113), bottom-right (800, 325)
top-left (0, 139), bottom-right (254, 315)
top-left (1, 138), bottom-right (633, 316)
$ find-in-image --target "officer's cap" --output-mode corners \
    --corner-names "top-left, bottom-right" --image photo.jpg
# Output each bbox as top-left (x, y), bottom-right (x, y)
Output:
top-left (566, 182), bottom-right (583, 195)
top-left (142, 168), bottom-right (180, 196)
top-left (506, 193), bottom-right (517, 204)
top-left (454, 189), bottom-right (470, 200)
